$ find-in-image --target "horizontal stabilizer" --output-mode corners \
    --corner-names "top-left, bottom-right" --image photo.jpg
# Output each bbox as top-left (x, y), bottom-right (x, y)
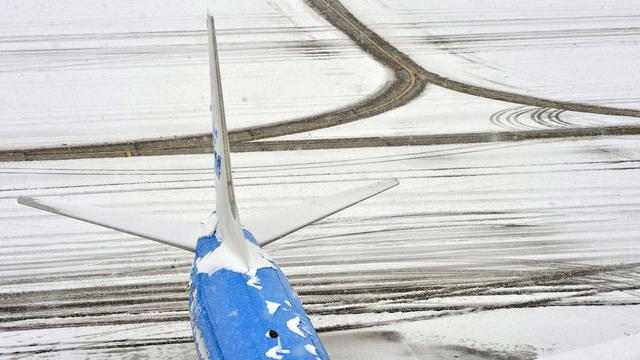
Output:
top-left (17, 197), bottom-right (205, 252)
top-left (244, 179), bottom-right (399, 247)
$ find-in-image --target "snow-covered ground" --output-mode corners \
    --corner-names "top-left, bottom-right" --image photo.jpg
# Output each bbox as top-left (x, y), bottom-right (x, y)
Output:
top-left (273, 0), bottom-right (640, 142)
top-left (275, 85), bottom-right (640, 141)
top-left (3, 0), bottom-right (639, 148)
top-left (344, 0), bottom-right (640, 109)
top-left (2, 0), bottom-right (640, 359)
top-left (0, 0), bottom-right (388, 149)
top-left (393, 306), bottom-right (640, 359)
top-left (2, 137), bottom-right (640, 358)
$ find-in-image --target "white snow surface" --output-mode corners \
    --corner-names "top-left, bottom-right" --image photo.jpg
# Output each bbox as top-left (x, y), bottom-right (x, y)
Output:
top-left (266, 301), bottom-right (281, 315)
top-left (2, 0), bottom-right (640, 358)
top-left (344, 0), bottom-right (640, 109)
top-left (276, 85), bottom-right (640, 141)
top-left (304, 344), bottom-right (318, 356)
top-left (286, 316), bottom-right (306, 338)
top-left (540, 333), bottom-right (640, 360)
top-left (2, 138), bottom-right (640, 358)
top-left (0, 0), bottom-right (388, 149)
top-left (265, 339), bottom-right (290, 360)
top-left (392, 306), bottom-right (640, 359)
top-left (278, 0), bottom-right (640, 141)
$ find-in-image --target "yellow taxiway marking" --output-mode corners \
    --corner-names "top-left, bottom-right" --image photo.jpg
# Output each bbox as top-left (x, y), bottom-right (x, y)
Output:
top-left (317, 0), bottom-right (418, 117)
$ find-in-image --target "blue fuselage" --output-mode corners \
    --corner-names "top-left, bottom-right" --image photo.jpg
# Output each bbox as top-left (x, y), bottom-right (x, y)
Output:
top-left (189, 231), bottom-right (330, 360)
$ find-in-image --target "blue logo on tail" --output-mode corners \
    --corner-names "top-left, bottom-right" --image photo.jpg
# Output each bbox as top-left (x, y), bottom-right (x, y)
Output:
top-left (214, 152), bottom-right (222, 179)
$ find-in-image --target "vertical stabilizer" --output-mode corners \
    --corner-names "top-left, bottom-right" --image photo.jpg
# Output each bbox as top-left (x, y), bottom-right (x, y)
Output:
top-left (207, 15), bottom-right (249, 267)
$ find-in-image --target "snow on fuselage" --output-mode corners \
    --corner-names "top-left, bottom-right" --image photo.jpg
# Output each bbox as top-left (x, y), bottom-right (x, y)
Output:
top-left (189, 229), bottom-right (329, 360)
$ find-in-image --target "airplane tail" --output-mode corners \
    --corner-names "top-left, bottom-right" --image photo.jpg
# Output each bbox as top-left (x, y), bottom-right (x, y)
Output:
top-left (206, 14), bottom-right (249, 266)
top-left (16, 14), bottom-right (399, 255)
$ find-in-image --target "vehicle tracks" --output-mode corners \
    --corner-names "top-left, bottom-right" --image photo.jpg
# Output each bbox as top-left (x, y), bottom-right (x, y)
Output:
top-left (2, 0), bottom-right (640, 161)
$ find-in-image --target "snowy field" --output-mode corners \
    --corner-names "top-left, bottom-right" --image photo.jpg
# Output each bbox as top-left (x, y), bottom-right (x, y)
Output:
top-left (2, 137), bottom-right (640, 358)
top-left (276, 85), bottom-right (640, 141)
top-left (344, 0), bottom-right (640, 109)
top-left (4, 0), bottom-right (640, 149)
top-left (0, 0), bottom-right (387, 149)
top-left (2, 0), bottom-right (640, 358)
top-left (279, 0), bottom-right (640, 141)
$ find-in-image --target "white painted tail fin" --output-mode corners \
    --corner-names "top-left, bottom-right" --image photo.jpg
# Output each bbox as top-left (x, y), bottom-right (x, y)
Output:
top-left (207, 15), bottom-right (249, 266)
top-left (244, 179), bottom-right (399, 247)
top-left (17, 196), bottom-right (204, 251)
top-left (15, 16), bottom-right (399, 256)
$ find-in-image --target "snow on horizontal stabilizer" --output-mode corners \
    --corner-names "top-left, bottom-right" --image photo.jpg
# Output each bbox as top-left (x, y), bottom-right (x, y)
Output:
top-left (17, 196), bottom-right (206, 251)
top-left (244, 179), bottom-right (399, 247)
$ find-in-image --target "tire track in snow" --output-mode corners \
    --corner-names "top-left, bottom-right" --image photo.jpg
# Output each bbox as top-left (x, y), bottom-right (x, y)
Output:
top-left (490, 106), bottom-right (572, 130)
top-left (2, 139), bottom-right (640, 355)
top-left (3, 0), bottom-right (640, 161)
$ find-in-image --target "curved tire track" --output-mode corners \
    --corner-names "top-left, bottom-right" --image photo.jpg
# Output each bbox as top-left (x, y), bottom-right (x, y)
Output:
top-left (310, 0), bottom-right (640, 118)
top-left (490, 106), bottom-right (571, 130)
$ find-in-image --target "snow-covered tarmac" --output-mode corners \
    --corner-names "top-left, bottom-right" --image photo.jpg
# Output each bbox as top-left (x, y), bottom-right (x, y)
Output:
top-left (343, 0), bottom-right (640, 109)
top-left (276, 86), bottom-right (640, 141)
top-left (1, 0), bottom-right (640, 358)
top-left (0, 0), bottom-right (387, 149)
top-left (2, 137), bottom-right (640, 358)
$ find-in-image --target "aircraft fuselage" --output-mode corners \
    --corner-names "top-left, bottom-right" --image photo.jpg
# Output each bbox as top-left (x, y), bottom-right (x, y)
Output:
top-left (189, 230), bottom-right (329, 360)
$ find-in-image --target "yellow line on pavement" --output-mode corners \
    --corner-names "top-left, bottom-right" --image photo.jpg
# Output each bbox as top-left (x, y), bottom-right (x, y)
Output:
top-left (317, 0), bottom-right (418, 116)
